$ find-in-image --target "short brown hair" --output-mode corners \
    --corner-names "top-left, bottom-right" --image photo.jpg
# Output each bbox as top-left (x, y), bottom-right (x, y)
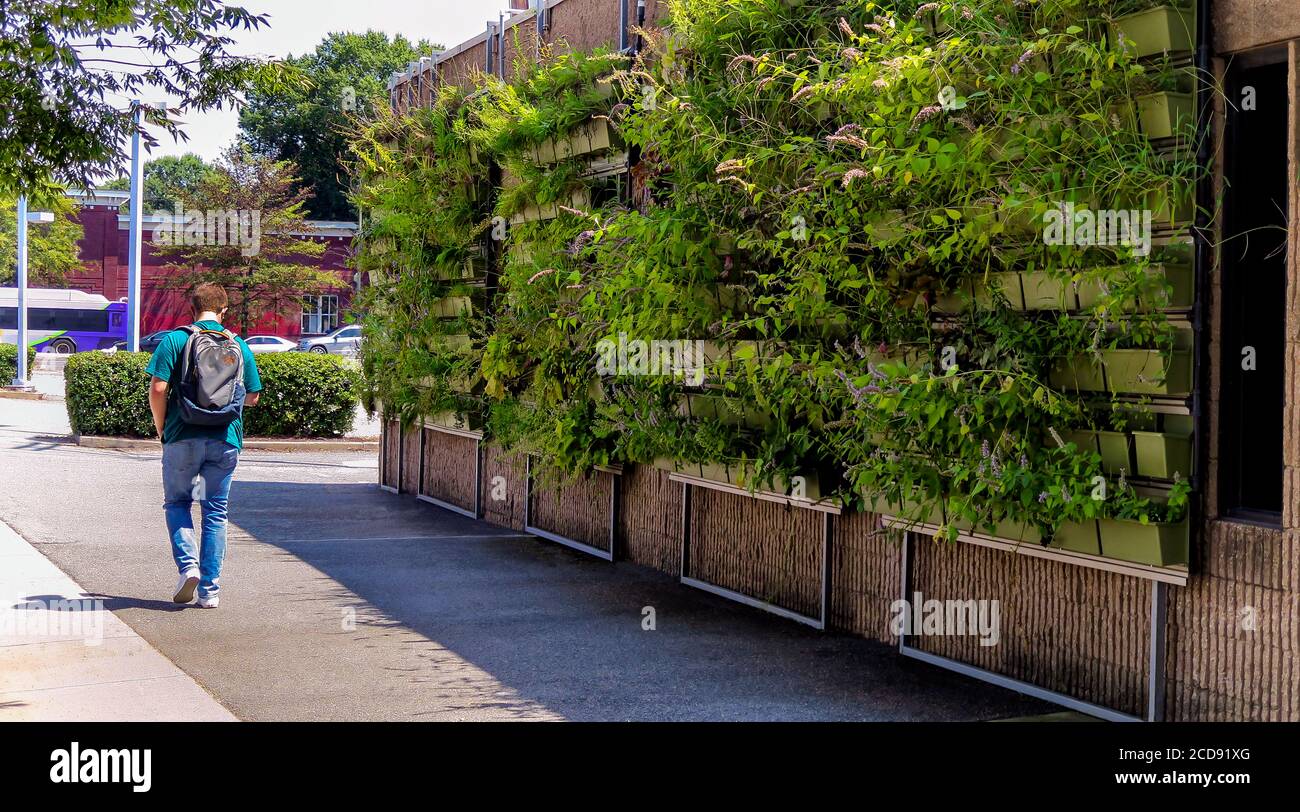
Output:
top-left (190, 283), bottom-right (228, 315)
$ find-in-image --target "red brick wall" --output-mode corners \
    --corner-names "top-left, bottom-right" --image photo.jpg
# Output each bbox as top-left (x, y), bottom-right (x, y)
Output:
top-left (69, 202), bottom-right (355, 338)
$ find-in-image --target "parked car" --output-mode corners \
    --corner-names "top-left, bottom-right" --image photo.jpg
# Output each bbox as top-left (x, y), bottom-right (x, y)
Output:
top-left (107, 330), bottom-right (169, 353)
top-left (139, 331), bottom-right (170, 352)
top-left (244, 335), bottom-right (297, 354)
top-left (297, 324), bottom-right (362, 356)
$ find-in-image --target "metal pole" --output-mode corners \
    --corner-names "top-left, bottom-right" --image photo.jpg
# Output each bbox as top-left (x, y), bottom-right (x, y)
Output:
top-left (619, 0), bottom-right (628, 53)
top-left (126, 101), bottom-right (144, 352)
top-left (1147, 581), bottom-right (1168, 722)
top-left (498, 13), bottom-right (505, 78)
top-left (12, 195), bottom-right (29, 387)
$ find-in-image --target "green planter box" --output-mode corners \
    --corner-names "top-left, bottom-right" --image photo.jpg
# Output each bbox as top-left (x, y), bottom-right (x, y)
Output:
top-left (1073, 263), bottom-right (1194, 310)
top-left (990, 520), bottom-right (1042, 544)
top-left (693, 461), bottom-right (822, 499)
top-left (871, 495), bottom-right (946, 529)
top-left (1049, 355), bottom-right (1108, 393)
top-left (531, 118), bottom-right (618, 165)
top-left (431, 334), bottom-right (473, 352)
top-left (1063, 429), bottom-right (1098, 454)
top-left (1147, 186), bottom-right (1194, 229)
top-left (1021, 271), bottom-right (1077, 311)
top-left (1136, 91), bottom-right (1194, 140)
top-left (1051, 349), bottom-right (1192, 395)
top-left (677, 393), bottom-right (770, 429)
top-left (509, 188), bottom-right (592, 225)
top-left (431, 296), bottom-right (473, 318)
top-left (972, 272), bottom-right (1025, 310)
top-left (1112, 6), bottom-right (1195, 58)
top-left (1132, 430), bottom-right (1192, 479)
top-left (1097, 430), bottom-right (1132, 474)
top-left (1049, 520), bottom-right (1100, 555)
top-left (424, 410), bottom-right (483, 432)
top-left (953, 513), bottom-right (1043, 544)
top-left (933, 278), bottom-right (972, 313)
top-left (1103, 348), bottom-right (1192, 395)
top-left (1149, 263), bottom-right (1194, 309)
top-left (1098, 518), bottom-right (1188, 566)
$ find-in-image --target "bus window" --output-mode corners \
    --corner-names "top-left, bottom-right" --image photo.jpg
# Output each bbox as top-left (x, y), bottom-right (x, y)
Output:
top-left (28, 308), bottom-right (109, 332)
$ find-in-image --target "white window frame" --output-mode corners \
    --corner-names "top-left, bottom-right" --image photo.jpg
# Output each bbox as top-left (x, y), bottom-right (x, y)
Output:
top-left (301, 295), bottom-right (339, 335)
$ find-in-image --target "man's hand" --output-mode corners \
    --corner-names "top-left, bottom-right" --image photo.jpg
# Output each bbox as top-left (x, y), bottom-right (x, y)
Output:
top-left (148, 377), bottom-right (169, 440)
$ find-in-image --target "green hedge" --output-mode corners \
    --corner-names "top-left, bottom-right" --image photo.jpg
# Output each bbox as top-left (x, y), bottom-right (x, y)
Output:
top-left (0, 345), bottom-right (37, 384)
top-left (65, 351), bottom-right (361, 438)
top-left (64, 352), bottom-right (153, 436)
top-left (243, 353), bottom-right (361, 437)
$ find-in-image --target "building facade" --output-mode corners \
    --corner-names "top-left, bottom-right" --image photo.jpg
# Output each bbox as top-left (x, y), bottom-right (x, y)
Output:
top-left (68, 189), bottom-right (358, 338)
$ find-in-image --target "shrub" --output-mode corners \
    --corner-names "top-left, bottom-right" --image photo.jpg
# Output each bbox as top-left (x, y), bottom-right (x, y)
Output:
top-left (64, 352), bottom-right (154, 437)
top-left (0, 344), bottom-right (37, 384)
top-left (64, 350), bottom-right (361, 438)
top-left (243, 353), bottom-right (361, 437)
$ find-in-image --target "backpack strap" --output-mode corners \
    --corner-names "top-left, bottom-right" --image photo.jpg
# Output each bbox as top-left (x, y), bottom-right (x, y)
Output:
top-left (175, 325), bottom-right (202, 392)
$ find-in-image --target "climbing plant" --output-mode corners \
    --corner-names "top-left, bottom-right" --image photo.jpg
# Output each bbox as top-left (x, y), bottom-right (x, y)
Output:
top-left (352, 0), bottom-right (1204, 546)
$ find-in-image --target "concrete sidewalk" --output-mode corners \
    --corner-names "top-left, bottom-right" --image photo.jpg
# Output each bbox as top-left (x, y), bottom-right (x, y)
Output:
top-left (0, 520), bottom-right (236, 721)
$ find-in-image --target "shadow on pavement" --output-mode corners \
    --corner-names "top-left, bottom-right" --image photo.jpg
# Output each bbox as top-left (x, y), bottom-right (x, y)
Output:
top-left (221, 478), bottom-right (1048, 721)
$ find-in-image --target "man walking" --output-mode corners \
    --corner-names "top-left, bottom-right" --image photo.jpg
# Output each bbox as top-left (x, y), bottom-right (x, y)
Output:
top-left (147, 283), bottom-right (262, 608)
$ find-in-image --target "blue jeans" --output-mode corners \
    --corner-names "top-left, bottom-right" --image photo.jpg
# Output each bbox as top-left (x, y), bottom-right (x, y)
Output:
top-left (162, 438), bottom-right (239, 599)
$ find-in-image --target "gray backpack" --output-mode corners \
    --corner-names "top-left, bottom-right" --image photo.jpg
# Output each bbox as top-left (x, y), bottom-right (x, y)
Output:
top-left (172, 325), bottom-right (247, 426)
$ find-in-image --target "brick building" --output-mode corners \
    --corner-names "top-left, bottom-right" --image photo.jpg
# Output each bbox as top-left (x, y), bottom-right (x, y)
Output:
top-left (67, 189), bottom-right (358, 338)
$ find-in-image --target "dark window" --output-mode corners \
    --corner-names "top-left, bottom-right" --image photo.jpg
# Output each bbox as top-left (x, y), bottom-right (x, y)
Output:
top-left (0, 307), bottom-right (14, 330)
top-left (26, 308), bottom-right (110, 333)
top-left (1220, 59), bottom-right (1287, 521)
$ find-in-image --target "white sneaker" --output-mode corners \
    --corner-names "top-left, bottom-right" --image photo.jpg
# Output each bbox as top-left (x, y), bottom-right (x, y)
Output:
top-left (173, 569), bottom-right (200, 603)
top-left (196, 595), bottom-right (219, 609)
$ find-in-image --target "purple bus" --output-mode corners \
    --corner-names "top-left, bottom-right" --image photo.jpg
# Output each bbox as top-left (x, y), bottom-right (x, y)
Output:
top-left (0, 288), bottom-right (128, 354)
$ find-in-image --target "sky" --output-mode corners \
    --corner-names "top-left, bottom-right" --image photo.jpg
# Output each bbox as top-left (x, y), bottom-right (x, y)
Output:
top-left (133, 0), bottom-right (506, 165)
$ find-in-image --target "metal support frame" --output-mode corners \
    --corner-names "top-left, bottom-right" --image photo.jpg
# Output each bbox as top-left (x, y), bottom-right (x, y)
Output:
top-left (608, 466), bottom-right (620, 559)
top-left (497, 12), bottom-right (506, 78)
top-left (523, 455), bottom-right (616, 561)
top-left (1147, 581), bottom-right (1168, 722)
top-left (379, 419), bottom-right (399, 494)
top-left (414, 424), bottom-right (482, 520)
top-left (677, 480), bottom-right (831, 630)
top-left (896, 529), bottom-right (1162, 722)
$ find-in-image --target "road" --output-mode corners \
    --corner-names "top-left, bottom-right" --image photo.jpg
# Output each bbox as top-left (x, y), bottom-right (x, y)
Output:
top-left (0, 394), bottom-right (1047, 721)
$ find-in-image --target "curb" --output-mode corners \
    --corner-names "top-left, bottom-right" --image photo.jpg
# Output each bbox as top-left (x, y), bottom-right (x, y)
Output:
top-left (0, 519), bottom-right (239, 722)
top-left (0, 389), bottom-right (47, 401)
top-left (75, 436), bottom-right (379, 452)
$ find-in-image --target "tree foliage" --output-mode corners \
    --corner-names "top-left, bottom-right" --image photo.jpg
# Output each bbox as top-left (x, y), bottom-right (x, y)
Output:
top-left (239, 31), bottom-right (437, 221)
top-left (102, 153), bottom-right (215, 212)
top-left (152, 145), bottom-right (339, 335)
top-left (0, 194), bottom-right (86, 286)
top-left (0, 0), bottom-right (301, 198)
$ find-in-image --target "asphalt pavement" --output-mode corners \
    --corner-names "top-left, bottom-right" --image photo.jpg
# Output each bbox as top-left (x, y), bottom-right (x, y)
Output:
top-left (0, 394), bottom-right (1047, 721)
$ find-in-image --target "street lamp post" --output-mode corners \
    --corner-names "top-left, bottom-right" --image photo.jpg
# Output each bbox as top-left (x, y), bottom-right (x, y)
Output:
top-left (126, 100), bottom-right (144, 352)
top-left (8, 196), bottom-right (55, 390)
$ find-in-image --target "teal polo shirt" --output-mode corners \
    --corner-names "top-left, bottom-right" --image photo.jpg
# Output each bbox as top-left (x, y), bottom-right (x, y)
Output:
top-left (146, 320), bottom-right (263, 449)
